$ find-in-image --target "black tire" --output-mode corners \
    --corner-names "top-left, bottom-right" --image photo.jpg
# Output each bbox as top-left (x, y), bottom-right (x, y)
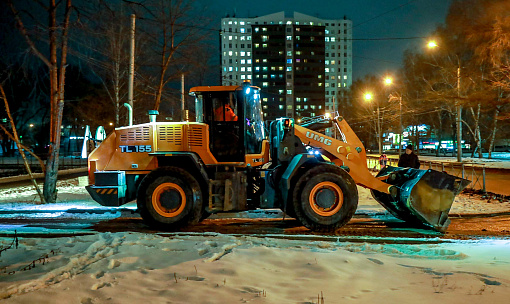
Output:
top-left (292, 164), bottom-right (358, 232)
top-left (137, 167), bottom-right (203, 230)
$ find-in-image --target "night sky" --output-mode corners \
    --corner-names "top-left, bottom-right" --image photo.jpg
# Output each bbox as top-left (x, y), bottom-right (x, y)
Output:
top-left (198, 0), bottom-right (452, 81)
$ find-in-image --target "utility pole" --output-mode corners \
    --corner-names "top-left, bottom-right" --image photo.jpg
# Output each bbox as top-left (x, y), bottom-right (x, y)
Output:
top-left (377, 106), bottom-right (382, 154)
top-left (128, 14), bottom-right (136, 126)
top-left (399, 96), bottom-right (402, 156)
top-left (181, 73), bottom-right (185, 121)
top-left (456, 66), bottom-right (462, 162)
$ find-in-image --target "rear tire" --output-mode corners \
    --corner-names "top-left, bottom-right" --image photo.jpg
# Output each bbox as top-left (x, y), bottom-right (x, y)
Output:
top-left (292, 164), bottom-right (358, 232)
top-left (137, 167), bottom-right (203, 230)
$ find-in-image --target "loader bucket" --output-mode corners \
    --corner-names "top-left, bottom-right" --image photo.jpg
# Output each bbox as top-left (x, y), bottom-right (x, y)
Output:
top-left (371, 166), bottom-right (471, 232)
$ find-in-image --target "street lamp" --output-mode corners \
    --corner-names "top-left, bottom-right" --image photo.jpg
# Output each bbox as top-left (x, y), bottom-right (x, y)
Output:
top-left (364, 92), bottom-right (382, 154)
top-left (427, 40), bottom-right (462, 162)
top-left (385, 76), bottom-right (403, 156)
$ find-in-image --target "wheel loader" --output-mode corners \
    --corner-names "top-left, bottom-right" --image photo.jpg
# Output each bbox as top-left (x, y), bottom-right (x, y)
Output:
top-left (86, 82), bottom-right (470, 232)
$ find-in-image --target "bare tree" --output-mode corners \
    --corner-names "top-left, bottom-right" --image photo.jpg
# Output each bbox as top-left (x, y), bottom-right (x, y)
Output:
top-left (8, 0), bottom-right (73, 203)
top-left (148, 0), bottom-right (210, 112)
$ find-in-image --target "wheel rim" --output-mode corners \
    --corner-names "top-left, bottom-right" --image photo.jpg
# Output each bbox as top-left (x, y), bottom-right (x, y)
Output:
top-left (152, 182), bottom-right (186, 217)
top-left (309, 181), bottom-right (344, 216)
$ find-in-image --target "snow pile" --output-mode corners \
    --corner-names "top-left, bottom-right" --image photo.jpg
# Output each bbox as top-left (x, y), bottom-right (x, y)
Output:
top-left (0, 233), bottom-right (509, 303)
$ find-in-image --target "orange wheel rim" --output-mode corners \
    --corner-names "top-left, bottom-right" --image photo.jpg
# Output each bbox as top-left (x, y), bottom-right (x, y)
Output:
top-left (309, 181), bottom-right (343, 216)
top-left (152, 182), bottom-right (186, 217)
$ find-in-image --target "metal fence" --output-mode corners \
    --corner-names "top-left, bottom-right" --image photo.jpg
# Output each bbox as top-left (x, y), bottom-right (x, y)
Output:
top-left (366, 156), bottom-right (487, 193)
top-left (0, 154), bottom-right (87, 178)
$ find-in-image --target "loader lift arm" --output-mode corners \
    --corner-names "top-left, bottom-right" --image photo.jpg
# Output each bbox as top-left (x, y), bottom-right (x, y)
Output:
top-left (294, 116), bottom-right (393, 195)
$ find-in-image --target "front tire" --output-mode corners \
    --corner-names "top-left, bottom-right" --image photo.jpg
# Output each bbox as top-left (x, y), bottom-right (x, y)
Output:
top-left (137, 167), bottom-right (203, 230)
top-left (292, 164), bottom-right (358, 232)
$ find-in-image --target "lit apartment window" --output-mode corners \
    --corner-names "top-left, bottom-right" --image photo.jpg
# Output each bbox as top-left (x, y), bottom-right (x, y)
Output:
top-left (286, 67), bottom-right (292, 71)
top-left (325, 83), bottom-right (329, 87)
top-left (296, 59), bottom-right (301, 63)
top-left (263, 74), bottom-right (268, 79)
top-left (337, 83), bottom-right (342, 87)
top-left (287, 90), bottom-right (292, 94)
top-left (279, 89), bottom-right (284, 94)
top-left (331, 60), bottom-right (336, 65)
top-left (241, 36), bottom-right (245, 41)
top-left (325, 29), bottom-right (329, 34)
top-left (241, 59), bottom-right (245, 64)
top-left (247, 67), bottom-right (252, 71)
top-left (247, 59), bottom-right (252, 64)
top-left (262, 82), bottom-right (269, 87)
top-left (255, 67), bottom-right (260, 71)
top-left (310, 36), bottom-right (315, 41)
top-left (223, 67), bottom-right (227, 72)
top-left (343, 75), bottom-right (348, 79)
top-left (319, 105), bottom-right (322, 109)
top-left (304, 98), bottom-right (308, 102)
top-left (304, 105), bottom-right (308, 110)
top-left (331, 76), bottom-right (335, 80)
top-left (228, 21), bottom-right (232, 25)
top-left (325, 68), bottom-right (329, 72)
top-left (311, 105), bottom-right (316, 109)
top-left (296, 51), bottom-right (302, 55)
top-left (271, 74), bottom-right (276, 79)
top-left (254, 43), bottom-right (259, 48)
top-left (240, 28), bottom-right (246, 33)
top-left (241, 75), bottom-right (246, 79)
top-left (286, 21), bottom-right (292, 25)
top-left (318, 75), bottom-right (322, 79)
top-left (286, 36), bottom-right (292, 40)
top-left (262, 44), bottom-right (268, 48)
top-left (229, 36), bottom-right (232, 40)
top-left (247, 52), bottom-right (251, 56)
top-left (241, 67), bottom-right (245, 72)
top-left (262, 35), bottom-right (269, 42)
top-left (262, 27), bottom-right (267, 31)
top-left (279, 66), bottom-right (283, 70)
top-left (325, 60), bottom-right (330, 65)
top-left (240, 21), bottom-right (245, 25)
top-left (287, 51), bottom-right (292, 56)
top-left (331, 37), bottom-right (336, 42)
top-left (318, 83), bottom-right (323, 86)
top-left (296, 105), bottom-right (301, 109)
top-left (279, 105), bottom-right (284, 110)
top-left (263, 105), bottom-right (268, 109)
top-left (228, 67), bottom-right (233, 71)
top-left (240, 51), bottom-right (245, 56)
top-left (228, 51), bottom-right (233, 56)
top-left (247, 36), bottom-right (252, 40)
top-left (271, 66), bottom-right (276, 71)
top-left (255, 27), bottom-right (259, 32)
top-left (287, 105), bottom-right (292, 109)
top-left (325, 37), bottom-right (330, 42)
top-left (247, 75), bottom-right (252, 79)
top-left (287, 59), bottom-right (292, 64)
top-left (263, 67), bottom-right (268, 71)
top-left (262, 59), bottom-right (267, 63)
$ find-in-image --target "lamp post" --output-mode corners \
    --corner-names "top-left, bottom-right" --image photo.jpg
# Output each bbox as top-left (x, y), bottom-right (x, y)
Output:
top-left (428, 40), bottom-right (462, 162)
top-left (384, 77), bottom-right (403, 156)
top-left (364, 93), bottom-right (381, 154)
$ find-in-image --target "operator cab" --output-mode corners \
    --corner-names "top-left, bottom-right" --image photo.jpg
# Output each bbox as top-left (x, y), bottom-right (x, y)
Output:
top-left (190, 83), bottom-right (265, 163)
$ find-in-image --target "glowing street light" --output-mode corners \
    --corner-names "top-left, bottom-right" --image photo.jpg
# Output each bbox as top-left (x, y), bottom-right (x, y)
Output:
top-left (384, 77), bottom-right (393, 85)
top-left (427, 40), bottom-right (438, 49)
top-left (364, 93), bottom-right (373, 101)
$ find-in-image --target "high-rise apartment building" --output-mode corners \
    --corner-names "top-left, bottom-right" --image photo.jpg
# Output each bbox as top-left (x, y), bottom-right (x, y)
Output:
top-left (220, 12), bottom-right (353, 120)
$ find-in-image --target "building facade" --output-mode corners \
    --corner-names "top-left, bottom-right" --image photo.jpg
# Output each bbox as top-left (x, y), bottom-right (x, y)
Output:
top-left (220, 12), bottom-right (353, 120)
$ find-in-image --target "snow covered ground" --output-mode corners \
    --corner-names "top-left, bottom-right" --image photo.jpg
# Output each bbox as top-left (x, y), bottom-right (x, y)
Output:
top-left (1, 232), bottom-right (509, 303)
top-left (0, 177), bottom-right (510, 303)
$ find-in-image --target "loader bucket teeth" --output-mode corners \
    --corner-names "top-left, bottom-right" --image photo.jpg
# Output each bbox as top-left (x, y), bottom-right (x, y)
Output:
top-left (371, 166), bottom-right (471, 232)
